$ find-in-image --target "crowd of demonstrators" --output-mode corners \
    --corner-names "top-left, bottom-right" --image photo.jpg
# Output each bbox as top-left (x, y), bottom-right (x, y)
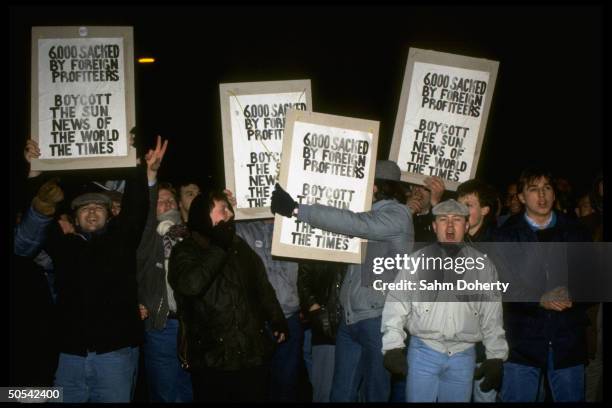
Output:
top-left (12, 132), bottom-right (604, 403)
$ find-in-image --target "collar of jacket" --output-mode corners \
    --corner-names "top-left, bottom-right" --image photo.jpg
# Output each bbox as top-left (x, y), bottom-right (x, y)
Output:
top-left (372, 198), bottom-right (396, 210)
top-left (75, 224), bottom-right (108, 241)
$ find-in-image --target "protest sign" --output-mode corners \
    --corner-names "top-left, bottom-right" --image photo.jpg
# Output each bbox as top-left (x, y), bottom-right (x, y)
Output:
top-left (220, 80), bottom-right (312, 220)
top-left (389, 48), bottom-right (499, 190)
top-left (31, 26), bottom-right (136, 171)
top-left (271, 110), bottom-right (378, 264)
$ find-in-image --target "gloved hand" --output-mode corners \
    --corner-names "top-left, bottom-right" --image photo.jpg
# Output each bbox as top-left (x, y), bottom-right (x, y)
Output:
top-left (32, 178), bottom-right (64, 216)
top-left (474, 358), bottom-right (503, 392)
top-left (383, 348), bottom-right (407, 377)
top-left (271, 183), bottom-right (298, 218)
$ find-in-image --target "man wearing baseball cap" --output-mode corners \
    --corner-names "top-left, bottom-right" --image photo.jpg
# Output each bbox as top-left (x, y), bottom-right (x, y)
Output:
top-left (381, 198), bottom-right (508, 402)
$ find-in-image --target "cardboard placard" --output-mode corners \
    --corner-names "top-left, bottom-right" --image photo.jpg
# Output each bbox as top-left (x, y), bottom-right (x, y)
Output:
top-left (389, 48), bottom-right (499, 191)
top-left (31, 26), bottom-right (136, 171)
top-left (220, 80), bottom-right (312, 220)
top-left (271, 110), bottom-right (379, 264)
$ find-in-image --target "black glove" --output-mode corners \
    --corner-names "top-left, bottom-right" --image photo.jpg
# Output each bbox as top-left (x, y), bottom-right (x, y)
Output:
top-left (271, 183), bottom-right (298, 218)
top-left (383, 348), bottom-right (407, 377)
top-left (474, 358), bottom-right (503, 392)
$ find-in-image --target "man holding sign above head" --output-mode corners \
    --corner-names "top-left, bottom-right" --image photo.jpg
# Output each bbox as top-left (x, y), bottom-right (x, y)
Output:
top-left (15, 138), bottom-right (150, 402)
top-left (271, 159), bottom-right (414, 402)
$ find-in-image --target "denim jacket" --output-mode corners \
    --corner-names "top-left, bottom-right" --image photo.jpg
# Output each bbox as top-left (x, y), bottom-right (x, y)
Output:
top-left (297, 199), bottom-right (414, 325)
top-left (236, 220), bottom-right (300, 318)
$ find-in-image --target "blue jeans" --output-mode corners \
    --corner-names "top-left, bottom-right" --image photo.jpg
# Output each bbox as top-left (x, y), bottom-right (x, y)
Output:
top-left (311, 344), bottom-right (335, 402)
top-left (54, 347), bottom-right (134, 402)
top-left (330, 316), bottom-right (390, 402)
top-left (143, 319), bottom-right (193, 402)
top-left (501, 347), bottom-right (585, 402)
top-left (129, 346), bottom-right (139, 401)
top-left (407, 336), bottom-right (476, 402)
top-left (390, 375), bottom-right (407, 402)
top-left (303, 328), bottom-right (313, 382)
top-left (269, 313), bottom-right (304, 402)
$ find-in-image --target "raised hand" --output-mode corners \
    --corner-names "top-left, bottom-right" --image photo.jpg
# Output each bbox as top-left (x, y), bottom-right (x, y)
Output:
top-left (145, 135), bottom-right (169, 183)
top-left (271, 183), bottom-right (298, 218)
top-left (424, 176), bottom-right (446, 207)
top-left (33, 178), bottom-right (64, 216)
top-left (223, 188), bottom-right (237, 209)
top-left (406, 196), bottom-right (424, 215)
top-left (24, 139), bottom-right (42, 178)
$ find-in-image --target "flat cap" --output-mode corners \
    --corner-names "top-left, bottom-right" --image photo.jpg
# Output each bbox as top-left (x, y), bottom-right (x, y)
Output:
top-left (375, 160), bottom-right (401, 182)
top-left (71, 192), bottom-right (112, 211)
top-left (432, 199), bottom-right (469, 217)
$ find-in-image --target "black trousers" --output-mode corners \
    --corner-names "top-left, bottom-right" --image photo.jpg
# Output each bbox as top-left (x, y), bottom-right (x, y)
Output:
top-left (191, 365), bottom-right (269, 402)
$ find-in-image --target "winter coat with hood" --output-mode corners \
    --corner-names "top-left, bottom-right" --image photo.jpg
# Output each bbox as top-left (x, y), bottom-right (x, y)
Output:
top-left (169, 193), bottom-right (288, 371)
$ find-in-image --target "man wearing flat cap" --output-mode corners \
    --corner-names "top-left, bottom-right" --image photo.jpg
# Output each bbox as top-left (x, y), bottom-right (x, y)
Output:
top-left (15, 139), bottom-right (158, 402)
top-left (271, 159), bottom-right (414, 402)
top-left (381, 199), bottom-right (508, 402)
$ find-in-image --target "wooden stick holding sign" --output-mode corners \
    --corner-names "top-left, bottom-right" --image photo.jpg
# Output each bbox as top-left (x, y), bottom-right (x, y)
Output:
top-left (271, 110), bottom-right (379, 264)
top-left (31, 26), bottom-right (136, 171)
top-left (219, 80), bottom-right (312, 220)
top-left (389, 48), bottom-right (499, 191)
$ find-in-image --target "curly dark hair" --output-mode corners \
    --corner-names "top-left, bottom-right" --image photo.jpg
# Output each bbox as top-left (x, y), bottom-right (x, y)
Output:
top-left (373, 179), bottom-right (408, 203)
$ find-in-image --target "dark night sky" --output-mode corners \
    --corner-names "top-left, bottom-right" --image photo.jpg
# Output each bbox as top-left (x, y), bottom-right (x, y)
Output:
top-left (9, 4), bottom-right (605, 214)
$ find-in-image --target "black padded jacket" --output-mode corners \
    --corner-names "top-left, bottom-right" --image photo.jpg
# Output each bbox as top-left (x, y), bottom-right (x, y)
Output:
top-left (169, 233), bottom-right (287, 371)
